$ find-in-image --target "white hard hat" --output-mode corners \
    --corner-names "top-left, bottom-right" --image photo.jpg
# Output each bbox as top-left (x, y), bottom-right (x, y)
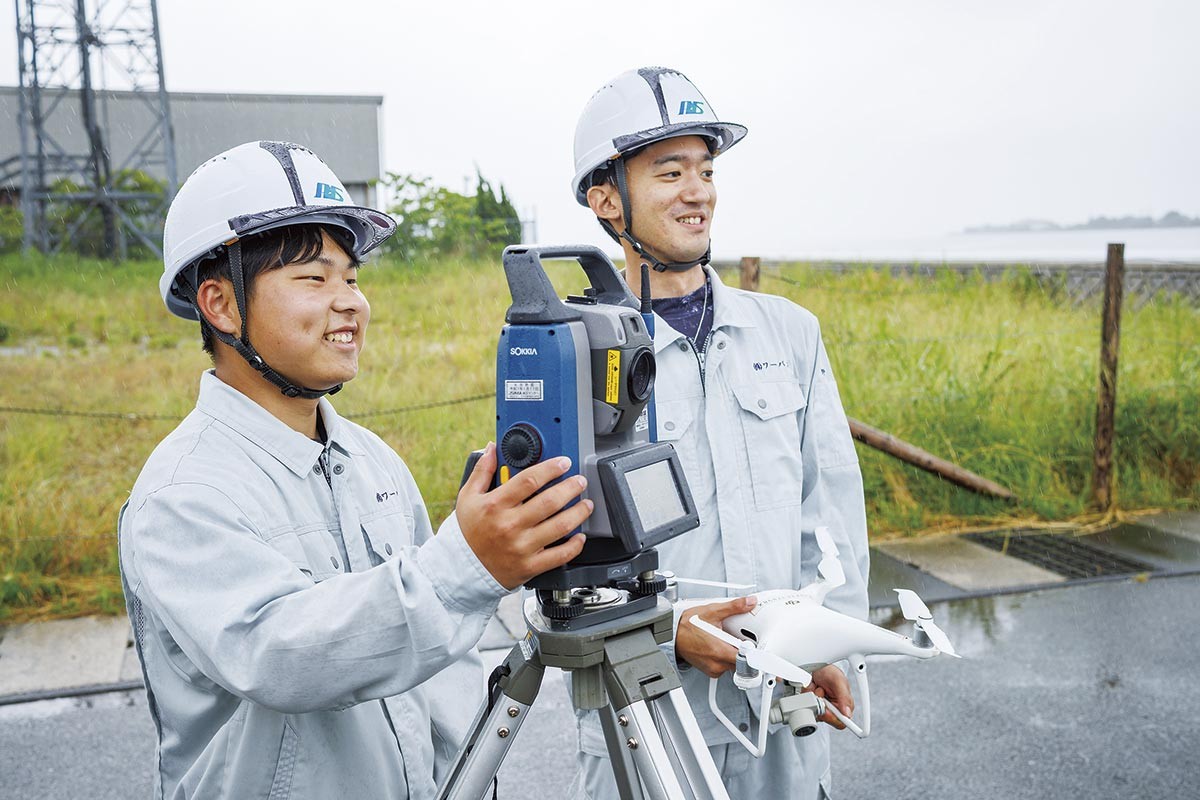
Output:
top-left (572, 67), bottom-right (747, 205)
top-left (161, 140), bottom-right (395, 320)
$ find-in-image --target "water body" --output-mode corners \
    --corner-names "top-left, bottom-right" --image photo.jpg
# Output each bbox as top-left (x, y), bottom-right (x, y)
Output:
top-left (781, 227), bottom-right (1200, 264)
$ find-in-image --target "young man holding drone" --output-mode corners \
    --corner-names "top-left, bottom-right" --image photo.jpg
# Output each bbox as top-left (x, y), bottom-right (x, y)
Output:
top-left (567, 68), bottom-right (871, 798)
top-left (120, 140), bottom-right (592, 799)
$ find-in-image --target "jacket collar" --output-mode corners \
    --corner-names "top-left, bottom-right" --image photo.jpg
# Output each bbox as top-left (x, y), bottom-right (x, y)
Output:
top-left (652, 265), bottom-right (757, 353)
top-left (194, 370), bottom-right (362, 478)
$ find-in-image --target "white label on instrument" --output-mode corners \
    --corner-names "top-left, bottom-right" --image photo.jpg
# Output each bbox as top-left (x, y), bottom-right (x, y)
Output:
top-left (505, 380), bottom-right (544, 401)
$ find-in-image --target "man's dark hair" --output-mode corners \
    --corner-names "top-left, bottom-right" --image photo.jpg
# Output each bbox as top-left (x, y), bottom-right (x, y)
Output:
top-left (196, 223), bottom-right (359, 356)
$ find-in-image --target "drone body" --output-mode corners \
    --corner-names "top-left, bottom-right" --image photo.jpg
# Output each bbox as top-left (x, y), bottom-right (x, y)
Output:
top-left (687, 526), bottom-right (960, 754)
top-left (722, 589), bottom-right (941, 670)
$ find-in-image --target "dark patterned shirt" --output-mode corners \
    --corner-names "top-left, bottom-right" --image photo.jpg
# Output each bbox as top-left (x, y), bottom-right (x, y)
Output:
top-left (652, 276), bottom-right (713, 353)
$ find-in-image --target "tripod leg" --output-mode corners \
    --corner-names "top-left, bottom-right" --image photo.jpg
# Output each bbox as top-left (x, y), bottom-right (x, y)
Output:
top-left (616, 699), bottom-right (691, 799)
top-left (600, 705), bottom-right (648, 800)
top-left (650, 688), bottom-right (729, 799)
top-left (598, 628), bottom-right (731, 800)
top-left (437, 643), bottom-right (545, 800)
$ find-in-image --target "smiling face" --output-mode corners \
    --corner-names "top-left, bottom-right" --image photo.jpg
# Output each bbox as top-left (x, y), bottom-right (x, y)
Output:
top-left (241, 230), bottom-right (370, 392)
top-left (621, 135), bottom-right (716, 265)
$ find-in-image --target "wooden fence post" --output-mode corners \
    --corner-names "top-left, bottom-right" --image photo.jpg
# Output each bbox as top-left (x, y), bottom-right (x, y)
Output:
top-left (1091, 243), bottom-right (1125, 511)
top-left (739, 256), bottom-right (760, 291)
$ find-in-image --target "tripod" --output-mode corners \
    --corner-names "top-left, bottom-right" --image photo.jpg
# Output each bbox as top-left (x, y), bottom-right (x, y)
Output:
top-left (436, 594), bottom-right (731, 800)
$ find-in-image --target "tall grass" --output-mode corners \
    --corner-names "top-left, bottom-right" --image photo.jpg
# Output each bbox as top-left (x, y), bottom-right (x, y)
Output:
top-left (0, 253), bottom-right (1196, 622)
top-left (766, 265), bottom-right (1199, 532)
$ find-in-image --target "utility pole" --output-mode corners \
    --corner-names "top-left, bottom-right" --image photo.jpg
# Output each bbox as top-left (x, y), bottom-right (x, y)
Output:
top-left (13, 0), bottom-right (177, 258)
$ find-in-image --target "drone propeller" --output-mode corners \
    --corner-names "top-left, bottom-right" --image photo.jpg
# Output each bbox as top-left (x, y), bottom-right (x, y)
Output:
top-left (813, 526), bottom-right (846, 590)
top-left (894, 589), bottom-right (960, 657)
top-left (689, 617), bottom-right (813, 685)
top-left (665, 574), bottom-right (753, 591)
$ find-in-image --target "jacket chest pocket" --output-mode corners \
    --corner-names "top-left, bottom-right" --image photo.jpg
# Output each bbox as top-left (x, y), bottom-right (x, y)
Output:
top-left (360, 512), bottom-right (415, 568)
top-left (655, 396), bottom-right (703, 488)
top-left (731, 381), bottom-right (807, 510)
top-left (266, 528), bottom-right (342, 583)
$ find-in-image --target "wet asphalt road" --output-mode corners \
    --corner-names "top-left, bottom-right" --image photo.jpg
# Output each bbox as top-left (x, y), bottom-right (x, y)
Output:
top-left (832, 575), bottom-right (1200, 799)
top-left (2, 574), bottom-right (1197, 799)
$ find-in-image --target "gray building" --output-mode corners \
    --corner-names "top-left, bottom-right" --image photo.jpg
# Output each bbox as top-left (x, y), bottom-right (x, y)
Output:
top-left (1, 87), bottom-right (385, 207)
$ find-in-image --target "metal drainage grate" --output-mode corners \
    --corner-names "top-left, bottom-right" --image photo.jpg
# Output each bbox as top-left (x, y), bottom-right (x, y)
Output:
top-left (965, 531), bottom-right (1156, 581)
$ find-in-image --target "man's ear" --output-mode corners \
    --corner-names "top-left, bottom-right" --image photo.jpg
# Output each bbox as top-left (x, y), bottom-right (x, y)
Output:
top-left (586, 183), bottom-right (624, 231)
top-left (194, 278), bottom-right (241, 337)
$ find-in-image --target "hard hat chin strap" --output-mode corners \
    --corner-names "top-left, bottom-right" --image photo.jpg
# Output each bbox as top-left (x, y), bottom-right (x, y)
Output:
top-left (601, 157), bottom-right (711, 274)
top-left (179, 241), bottom-right (341, 400)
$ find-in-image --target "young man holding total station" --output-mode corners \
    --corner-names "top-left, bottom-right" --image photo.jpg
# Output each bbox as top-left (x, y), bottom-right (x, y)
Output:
top-left (120, 141), bottom-right (592, 799)
top-left (567, 68), bottom-right (871, 799)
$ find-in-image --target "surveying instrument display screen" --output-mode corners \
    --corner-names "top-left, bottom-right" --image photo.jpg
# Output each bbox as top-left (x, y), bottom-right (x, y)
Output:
top-left (439, 245), bottom-right (732, 800)
top-left (625, 460), bottom-right (686, 531)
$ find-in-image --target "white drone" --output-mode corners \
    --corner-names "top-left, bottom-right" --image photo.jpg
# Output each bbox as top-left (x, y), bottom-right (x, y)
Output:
top-left (686, 526), bottom-right (960, 757)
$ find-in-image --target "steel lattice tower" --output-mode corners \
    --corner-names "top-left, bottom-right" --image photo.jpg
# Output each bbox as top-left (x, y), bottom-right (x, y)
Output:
top-left (13, 0), bottom-right (177, 257)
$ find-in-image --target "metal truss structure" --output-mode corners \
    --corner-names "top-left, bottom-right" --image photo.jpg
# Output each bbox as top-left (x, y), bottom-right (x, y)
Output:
top-left (12, 0), bottom-right (176, 257)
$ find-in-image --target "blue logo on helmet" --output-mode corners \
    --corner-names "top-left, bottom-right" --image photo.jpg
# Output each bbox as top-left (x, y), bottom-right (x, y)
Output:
top-left (315, 182), bottom-right (345, 202)
top-left (678, 100), bottom-right (705, 115)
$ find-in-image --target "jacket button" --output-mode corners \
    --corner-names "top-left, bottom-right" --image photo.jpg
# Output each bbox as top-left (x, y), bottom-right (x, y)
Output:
top-left (333, 463), bottom-right (345, 475)
top-left (717, 341), bottom-right (726, 350)
top-left (330, 556), bottom-right (340, 569)
top-left (677, 341), bottom-right (688, 351)
top-left (757, 399), bottom-right (767, 409)
top-left (385, 543), bottom-right (393, 556)
top-left (738, 722), bottom-right (749, 732)
top-left (312, 465), bottom-right (321, 474)
top-left (664, 421), bottom-right (676, 431)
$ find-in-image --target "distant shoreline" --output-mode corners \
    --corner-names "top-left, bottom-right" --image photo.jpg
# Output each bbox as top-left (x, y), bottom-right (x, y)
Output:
top-left (965, 212), bottom-right (1200, 234)
top-left (711, 259), bottom-right (1200, 270)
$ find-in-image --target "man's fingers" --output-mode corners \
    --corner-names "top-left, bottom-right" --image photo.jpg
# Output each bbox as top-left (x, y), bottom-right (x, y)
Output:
top-left (495, 457), bottom-right (573, 504)
top-left (676, 608), bottom-right (744, 677)
top-left (678, 599), bottom-right (758, 677)
top-left (820, 710), bottom-right (847, 730)
top-left (702, 595), bottom-right (758, 621)
top-left (527, 532), bottom-right (588, 576)
top-left (526, 495), bottom-right (594, 549)
top-left (822, 699), bottom-right (851, 728)
top-left (520, 473), bottom-right (588, 526)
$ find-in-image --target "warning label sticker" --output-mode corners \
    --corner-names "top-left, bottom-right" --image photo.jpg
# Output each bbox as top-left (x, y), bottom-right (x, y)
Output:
top-left (606, 349), bottom-right (621, 404)
top-left (505, 380), bottom-right (544, 401)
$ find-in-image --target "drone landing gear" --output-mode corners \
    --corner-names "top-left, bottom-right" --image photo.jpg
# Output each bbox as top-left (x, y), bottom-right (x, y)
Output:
top-left (436, 596), bottom-right (730, 800)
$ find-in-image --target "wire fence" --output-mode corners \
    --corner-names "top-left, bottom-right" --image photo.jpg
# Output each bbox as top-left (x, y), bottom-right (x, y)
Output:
top-left (749, 261), bottom-right (1200, 308)
top-left (3, 256), bottom-right (1196, 549)
top-left (1, 393), bottom-right (493, 546)
top-left (0, 392), bottom-right (493, 425)
top-left (721, 255), bottom-right (1197, 514)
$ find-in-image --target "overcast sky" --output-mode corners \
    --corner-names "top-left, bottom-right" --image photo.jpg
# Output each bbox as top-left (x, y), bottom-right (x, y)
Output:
top-left (6, 0), bottom-right (1199, 259)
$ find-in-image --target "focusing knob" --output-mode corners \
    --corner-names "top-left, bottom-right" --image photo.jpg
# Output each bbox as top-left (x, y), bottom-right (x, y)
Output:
top-left (500, 423), bottom-right (542, 470)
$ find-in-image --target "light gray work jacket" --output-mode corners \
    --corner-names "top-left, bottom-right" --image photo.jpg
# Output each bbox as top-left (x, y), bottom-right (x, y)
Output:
top-left (119, 371), bottom-right (505, 799)
top-left (576, 267), bottom-right (871, 796)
